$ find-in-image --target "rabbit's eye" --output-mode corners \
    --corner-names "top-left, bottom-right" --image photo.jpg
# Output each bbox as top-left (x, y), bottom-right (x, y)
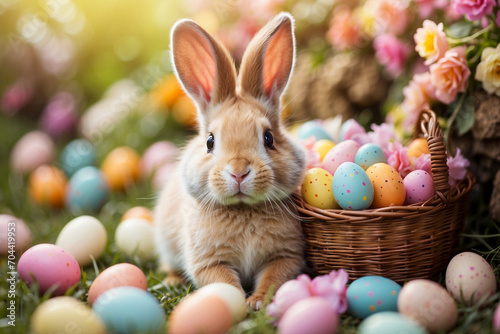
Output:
top-left (207, 133), bottom-right (215, 153)
top-left (264, 130), bottom-right (274, 149)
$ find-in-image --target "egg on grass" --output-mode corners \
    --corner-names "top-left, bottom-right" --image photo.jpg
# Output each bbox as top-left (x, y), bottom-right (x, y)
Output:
top-left (28, 165), bottom-right (67, 208)
top-left (101, 146), bottom-right (141, 191)
top-left (277, 297), bottom-right (339, 334)
top-left (140, 140), bottom-right (178, 179)
top-left (358, 312), bottom-right (428, 334)
top-left (59, 139), bottom-right (96, 177)
top-left (121, 206), bottom-right (154, 223)
top-left (65, 166), bottom-right (109, 214)
top-left (115, 218), bottom-right (155, 261)
top-left (10, 131), bottom-right (55, 174)
top-left (0, 214), bottom-right (32, 255)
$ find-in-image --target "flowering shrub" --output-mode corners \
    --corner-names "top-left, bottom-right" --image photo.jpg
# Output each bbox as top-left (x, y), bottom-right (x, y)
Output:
top-left (327, 0), bottom-right (500, 138)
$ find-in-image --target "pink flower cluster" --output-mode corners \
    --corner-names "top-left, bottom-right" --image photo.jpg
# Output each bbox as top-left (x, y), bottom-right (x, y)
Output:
top-left (266, 270), bottom-right (349, 323)
top-left (452, 0), bottom-right (495, 21)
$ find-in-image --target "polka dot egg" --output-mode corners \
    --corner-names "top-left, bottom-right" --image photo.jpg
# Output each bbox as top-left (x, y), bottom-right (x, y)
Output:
top-left (445, 252), bottom-right (497, 305)
top-left (347, 276), bottom-right (401, 319)
top-left (301, 168), bottom-right (338, 209)
top-left (354, 143), bottom-right (387, 170)
top-left (404, 170), bottom-right (435, 205)
top-left (398, 279), bottom-right (458, 333)
top-left (332, 162), bottom-right (374, 210)
top-left (366, 163), bottom-right (405, 208)
top-left (323, 140), bottom-right (360, 176)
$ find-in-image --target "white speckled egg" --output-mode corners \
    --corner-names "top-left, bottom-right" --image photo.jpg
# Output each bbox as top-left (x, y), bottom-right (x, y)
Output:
top-left (398, 279), bottom-right (457, 333)
top-left (10, 131), bottom-right (55, 174)
top-left (301, 168), bottom-right (338, 209)
top-left (355, 143), bottom-right (387, 170)
top-left (322, 140), bottom-right (360, 176)
top-left (31, 297), bottom-right (106, 334)
top-left (332, 162), bottom-right (374, 210)
top-left (404, 170), bottom-right (435, 205)
top-left (55, 216), bottom-right (107, 267)
top-left (358, 312), bottom-right (428, 334)
top-left (115, 218), bottom-right (155, 261)
top-left (445, 252), bottom-right (497, 305)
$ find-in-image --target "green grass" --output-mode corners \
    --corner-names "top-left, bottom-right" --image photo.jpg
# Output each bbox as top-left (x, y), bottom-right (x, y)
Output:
top-left (0, 111), bottom-right (499, 333)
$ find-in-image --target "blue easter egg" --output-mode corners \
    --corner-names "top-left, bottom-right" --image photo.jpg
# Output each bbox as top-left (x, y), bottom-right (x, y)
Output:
top-left (332, 162), bottom-right (374, 210)
top-left (66, 166), bottom-right (109, 214)
top-left (358, 312), bottom-right (427, 334)
top-left (355, 143), bottom-right (387, 170)
top-left (347, 276), bottom-right (402, 319)
top-left (59, 139), bottom-right (96, 176)
top-left (297, 121), bottom-right (332, 141)
top-left (93, 287), bottom-right (165, 334)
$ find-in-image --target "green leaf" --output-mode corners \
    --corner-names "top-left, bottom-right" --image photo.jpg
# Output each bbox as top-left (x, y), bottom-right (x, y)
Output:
top-left (455, 97), bottom-right (475, 135)
top-left (447, 21), bottom-right (474, 39)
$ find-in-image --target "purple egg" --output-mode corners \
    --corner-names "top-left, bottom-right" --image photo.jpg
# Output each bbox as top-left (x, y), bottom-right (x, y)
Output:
top-left (39, 92), bottom-right (78, 139)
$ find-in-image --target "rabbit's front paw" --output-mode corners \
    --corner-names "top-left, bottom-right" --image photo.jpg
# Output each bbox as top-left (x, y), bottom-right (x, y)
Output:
top-left (246, 293), bottom-right (266, 311)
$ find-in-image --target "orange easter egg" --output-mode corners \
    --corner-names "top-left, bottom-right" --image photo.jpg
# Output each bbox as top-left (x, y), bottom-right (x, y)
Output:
top-left (171, 95), bottom-right (198, 127)
top-left (101, 147), bottom-right (140, 191)
top-left (28, 165), bottom-right (67, 208)
top-left (121, 206), bottom-right (153, 223)
top-left (407, 138), bottom-right (429, 159)
top-left (169, 293), bottom-right (233, 334)
top-left (367, 163), bottom-right (405, 208)
top-left (149, 74), bottom-right (185, 109)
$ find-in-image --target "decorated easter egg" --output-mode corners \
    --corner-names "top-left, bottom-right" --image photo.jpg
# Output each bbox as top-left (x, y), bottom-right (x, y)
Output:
top-left (355, 143), bottom-right (387, 170)
top-left (122, 206), bottom-right (154, 223)
top-left (278, 297), bottom-right (338, 334)
top-left (39, 92), bottom-right (78, 139)
top-left (101, 146), bottom-right (141, 191)
top-left (332, 162), bottom-right (374, 210)
top-left (494, 303), bottom-right (500, 333)
top-left (0, 214), bottom-right (32, 255)
top-left (194, 283), bottom-right (247, 322)
top-left (404, 170), bottom-right (435, 205)
top-left (66, 167), bottom-right (109, 214)
top-left (55, 216), bottom-right (107, 266)
top-left (140, 141), bottom-right (178, 178)
top-left (28, 165), bottom-right (67, 208)
top-left (10, 131), bottom-right (55, 174)
top-left (115, 218), bottom-right (155, 260)
top-left (88, 263), bottom-right (148, 305)
top-left (407, 138), bottom-right (429, 159)
top-left (31, 296), bottom-right (106, 334)
top-left (347, 276), bottom-right (401, 319)
top-left (18, 244), bottom-right (81, 295)
top-left (366, 163), bottom-right (405, 208)
top-left (322, 140), bottom-right (360, 176)
top-left (297, 121), bottom-right (332, 141)
top-left (59, 139), bottom-right (96, 176)
top-left (301, 168), bottom-right (338, 209)
top-left (313, 139), bottom-right (335, 162)
top-left (358, 312), bottom-right (428, 334)
top-left (93, 287), bottom-right (166, 334)
top-left (445, 252), bottom-right (497, 305)
top-left (398, 279), bottom-right (458, 333)
top-left (169, 292), bottom-right (235, 334)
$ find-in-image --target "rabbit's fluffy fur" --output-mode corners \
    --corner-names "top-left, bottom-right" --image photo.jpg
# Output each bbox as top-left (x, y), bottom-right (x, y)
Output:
top-left (154, 12), bottom-right (306, 308)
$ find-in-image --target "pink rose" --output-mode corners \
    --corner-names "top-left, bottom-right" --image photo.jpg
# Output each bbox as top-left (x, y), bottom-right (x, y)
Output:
top-left (414, 20), bottom-right (449, 65)
top-left (387, 141), bottom-right (413, 178)
top-left (327, 6), bottom-right (362, 51)
top-left (452, 0), bottom-right (495, 21)
top-left (415, 0), bottom-right (448, 17)
top-left (340, 119), bottom-right (368, 144)
top-left (430, 47), bottom-right (471, 104)
top-left (374, 34), bottom-right (411, 78)
top-left (366, 0), bottom-right (409, 35)
top-left (447, 148), bottom-right (470, 186)
top-left (310, 269), bottom-right (349, 314)
top-left (402, 72), bottom-right (435, 131)
top-left (412, 153), bottom-right (432, 174)
top-left (366, 123), bottom-right (399, 157)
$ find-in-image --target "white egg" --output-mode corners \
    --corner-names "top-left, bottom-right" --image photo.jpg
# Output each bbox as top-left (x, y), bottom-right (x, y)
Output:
top-left (56, 216), bottom-right (107, 267)
top-left (115, 218), bottom-right (155, 261)
top-left (195, 283), bottom-right (247, 322)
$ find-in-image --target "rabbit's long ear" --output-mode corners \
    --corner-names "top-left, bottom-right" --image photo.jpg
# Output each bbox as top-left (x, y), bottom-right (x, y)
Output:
top-left (239, 13), bottom-right (295, 108)
top-left (170, 20), bottom-right (236, 111)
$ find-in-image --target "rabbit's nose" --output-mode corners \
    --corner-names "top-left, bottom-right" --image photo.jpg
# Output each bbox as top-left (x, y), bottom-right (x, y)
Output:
top-left (229, 170), bottom-right (250, 184)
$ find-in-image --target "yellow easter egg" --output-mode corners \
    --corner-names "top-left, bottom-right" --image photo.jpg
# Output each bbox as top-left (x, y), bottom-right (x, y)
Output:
top-left (149, 74), bottom-right (185, 109)
top-left (301, 168), bottom-right (338, 209)
top-left (313, 140), bottom-right (336, 162)
top-left (366, 163), bottom-right (405, 208)
top-left (407, 138), bottom-right (429, 159)
top-left (171, 95), bottom-right (198, 128)
top-left (28, 165), bottom-right (67, 208)
top-left (101, 146), bottom-right (141, 191)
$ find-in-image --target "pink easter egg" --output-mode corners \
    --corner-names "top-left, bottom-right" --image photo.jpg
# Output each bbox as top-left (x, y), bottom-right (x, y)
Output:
top-left (39, 92), bottom-right (78, 139)
top-left (403, 170), bottom-right (435, 205)
top-left (10, 131), bottom-right (55, 174)
top-left (140, 141), bottom-right (178, 179)
top-left (322, 140), bottom-right (360, 176)
top-left (0, 214), bottom-right (32, 255)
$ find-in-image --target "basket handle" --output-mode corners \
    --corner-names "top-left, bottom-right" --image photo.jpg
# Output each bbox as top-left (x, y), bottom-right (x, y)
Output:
top-left (414, 108), bottom-right (450, 196)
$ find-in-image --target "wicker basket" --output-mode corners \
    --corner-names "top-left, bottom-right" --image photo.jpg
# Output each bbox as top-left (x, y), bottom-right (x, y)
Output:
top-left (293, 109), bottom-right (475, 283)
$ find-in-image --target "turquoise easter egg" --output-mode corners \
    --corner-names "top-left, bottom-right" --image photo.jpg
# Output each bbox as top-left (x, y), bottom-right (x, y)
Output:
top-left (358, 312), bottom-right (428, 334)
top-left (59, 139), bottom-right (96, 176)
top-left (347, 276), bottom-right (402, 319)
top-left (332, 162), bottom-right (374, 210)
top-left (93, 286), bottom-right (165, 334)
top-left (355, 143), bottom-right (387, 170)
top-left (297, 121), bottom-right (332, 141)
top-left (66, 166), bottom-right (109, 214)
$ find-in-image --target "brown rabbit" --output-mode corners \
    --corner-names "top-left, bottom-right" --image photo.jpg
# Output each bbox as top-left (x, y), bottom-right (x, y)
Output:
top-left (154, 12), bottom-right (306, 309)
